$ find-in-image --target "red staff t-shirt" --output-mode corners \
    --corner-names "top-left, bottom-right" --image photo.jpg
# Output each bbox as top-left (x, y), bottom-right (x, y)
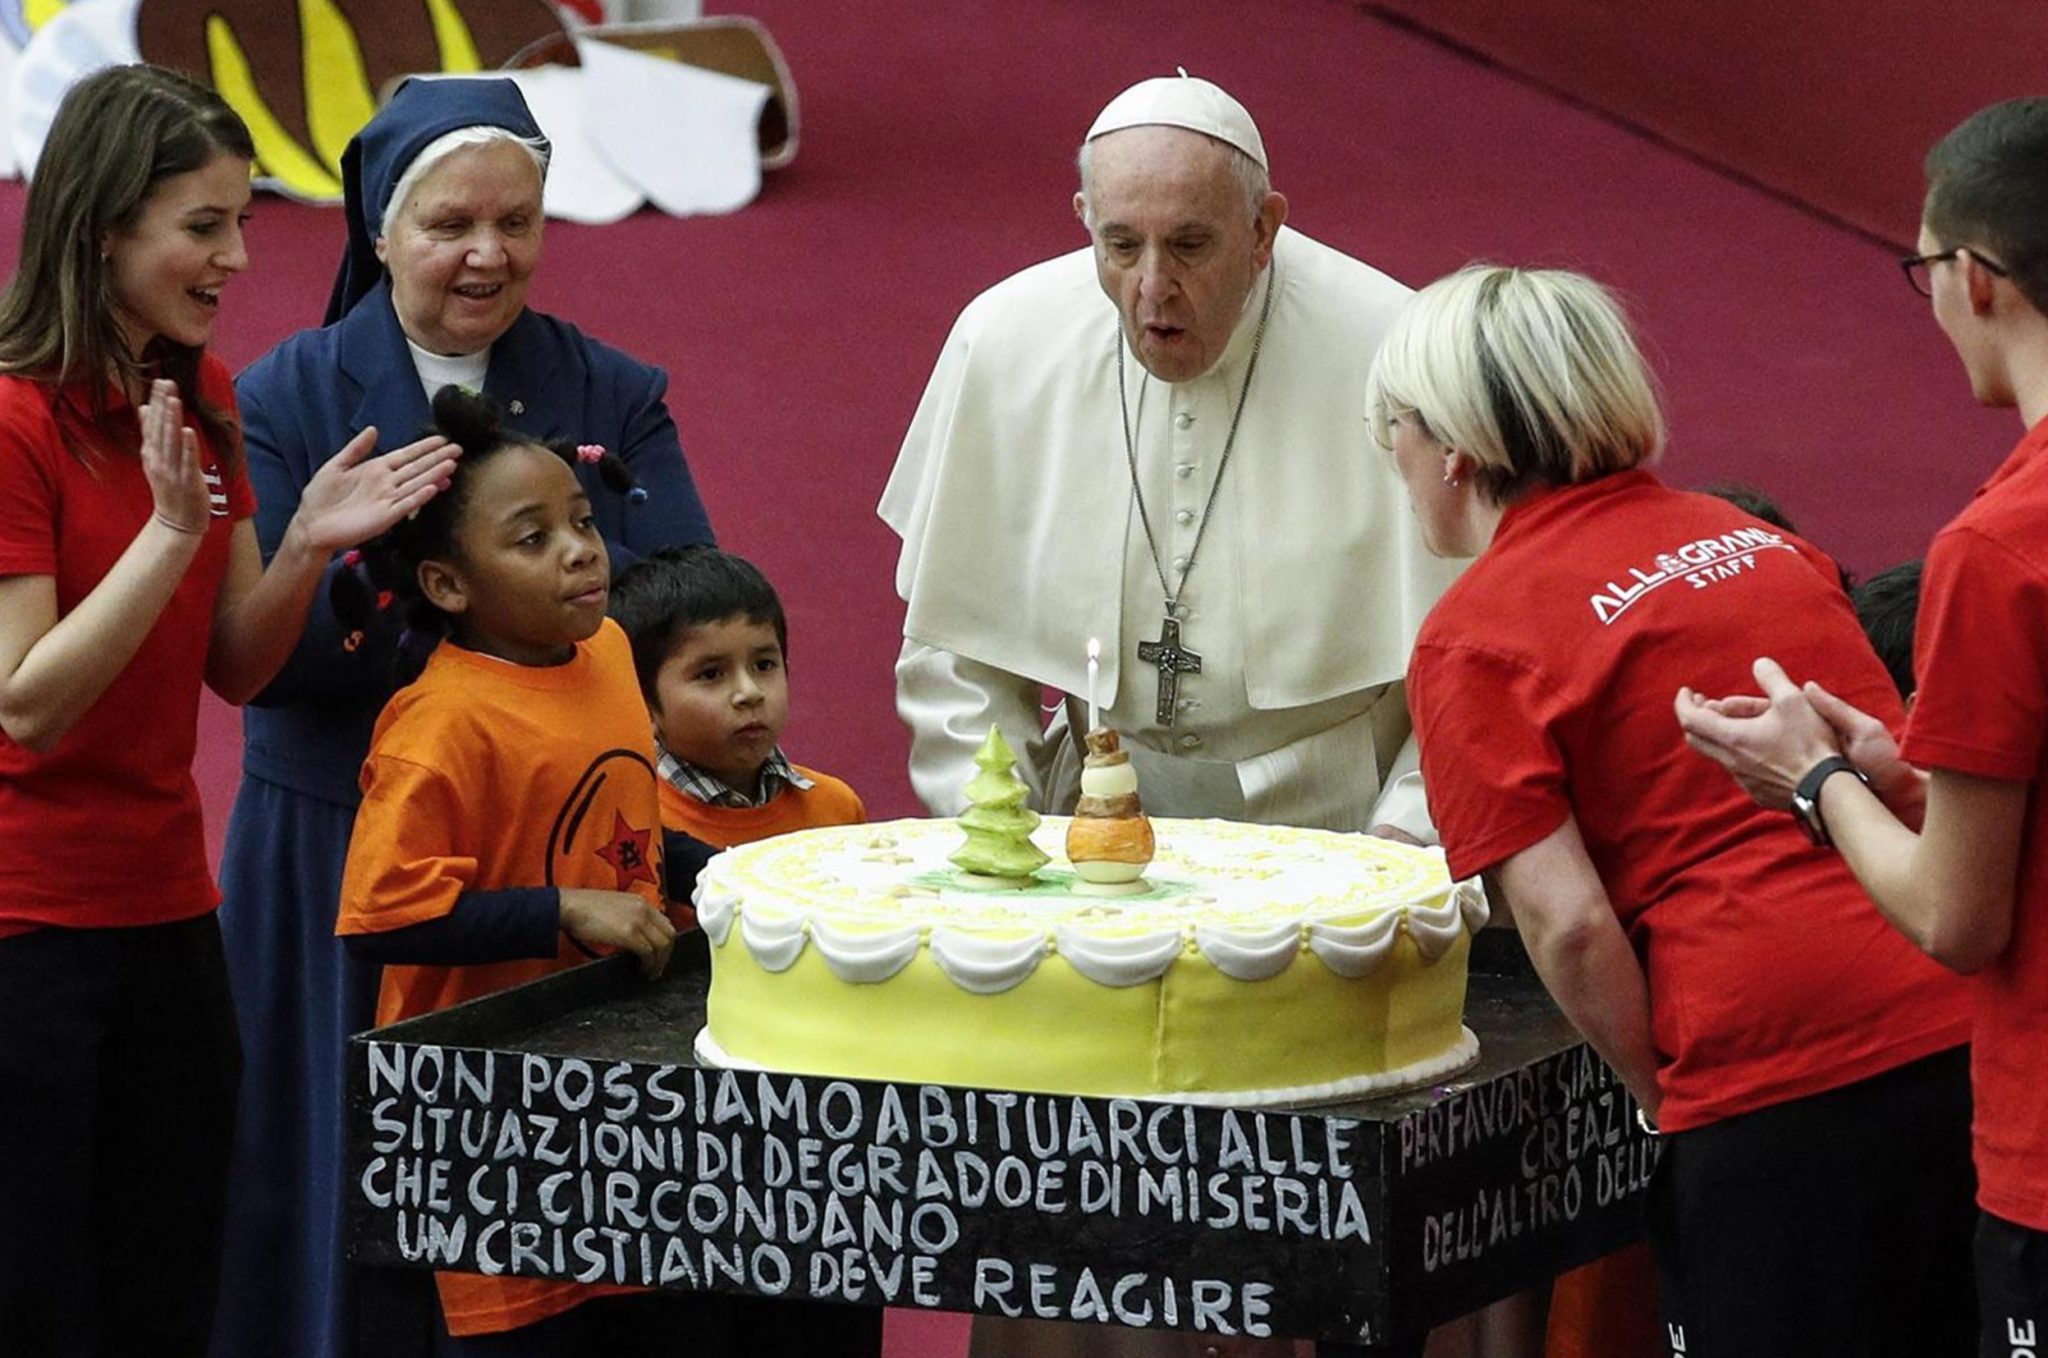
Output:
top-left (1901, 415), bottom-right (2048, 1231)
top-left (0, 360), bottom-right (254, 935)
top-left (1409, 470), bottom-right (1968, 1133)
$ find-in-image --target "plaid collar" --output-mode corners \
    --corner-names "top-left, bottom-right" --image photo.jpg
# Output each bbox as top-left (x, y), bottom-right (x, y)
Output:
top-left (657, 745), bottom-right (812, 809)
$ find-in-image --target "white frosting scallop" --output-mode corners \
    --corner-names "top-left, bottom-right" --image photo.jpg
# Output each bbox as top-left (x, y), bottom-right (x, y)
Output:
top-left (1403, 893), bottom-right (1470, 962)
top-left (696, 818), bottom-right (1485, 994)
top-left (738, 909), bottom-right (808, 972)
top-left (809, 917), bottom-right (922, 984)
top-left (929, 928), bottom-right (1047, 993)
top-left (1305, 910), bottom-right (1404, 978)
top-left (1195, 920), bottom-right (1302, 981)
top-left (1457, 879), bottom-right (1491, 932)
top-left (694, 882), bottom-right (739, 947)
top-left (1055, 926), bottom-right (1185, 986)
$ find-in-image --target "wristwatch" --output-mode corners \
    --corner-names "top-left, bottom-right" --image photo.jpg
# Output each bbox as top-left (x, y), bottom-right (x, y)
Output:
top-left (1790, 755), bottom-right (1870, 847)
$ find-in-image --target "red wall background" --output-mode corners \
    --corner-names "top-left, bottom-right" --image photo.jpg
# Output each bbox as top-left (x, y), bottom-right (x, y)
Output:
top-left (1363, 0), bottom-right (2048, 244)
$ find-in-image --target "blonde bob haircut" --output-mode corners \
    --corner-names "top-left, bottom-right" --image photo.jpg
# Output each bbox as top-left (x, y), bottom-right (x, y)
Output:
top-left (1367, 265), bottom-right (1665, 505)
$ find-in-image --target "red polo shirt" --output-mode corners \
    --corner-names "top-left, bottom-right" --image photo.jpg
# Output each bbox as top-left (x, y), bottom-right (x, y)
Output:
top-left (0, 360), bottom-right (252, 934)
top-left (1410, 470), bottom-right (1968, 1133)
top-left (1901, 414), bottom-right (2048, 1231)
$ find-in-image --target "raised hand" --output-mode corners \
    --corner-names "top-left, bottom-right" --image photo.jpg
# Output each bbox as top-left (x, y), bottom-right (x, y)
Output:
top-left (1803, 679), bottom-right (1920, 808)
top-left (559, 888), bottom-right (678, 979)
top-left (1674, 657), bottom-right (1843, 811)
top-left (138, 379), bottom-right (208, 536)
top-left (290, 427), bottom-right (461, 555)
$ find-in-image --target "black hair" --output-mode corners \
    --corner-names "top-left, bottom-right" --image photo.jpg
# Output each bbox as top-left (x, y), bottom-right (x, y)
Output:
top-left (1698, 482), bottom-right (1798, 534)
top-left (608, 546), bottom-right (788, 703)
top-left (1924, 98), bottom-right (2048, 316)
top-left (1852, 559), bottom-right (1922, 702)
top-left (1698, 482), bottom-right (1857, 591)
top-left (332, 384), bottom-right (639, 681)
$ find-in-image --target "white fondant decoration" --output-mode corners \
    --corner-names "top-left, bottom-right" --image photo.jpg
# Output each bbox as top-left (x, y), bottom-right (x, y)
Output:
top-left (493, 65), bottom-right (641, 225)
top-left (1457, 878), bottom-right (1491, 932)
top-left (929, 927), bottom-right (1045, 994)
top-left (1079, 762), bottom-right (1138, 798)
top-left (1196, 920), bottom-right (1301, 981)
top-left (11, 0), bottom-right (138, 181)
top-left (693, 883), bottom-right (737, 946)
top-left (1305, 910), bottom-right (1403, 978)
top-left (1405, 894), bottom-right (1469, 961)
top-left (808, 917), bottom-right (921, 984)
top-left (738, 908), bottom-right (807, 973)
top-left (1055, 925), bottom-right (1184, 987)
top-left (577, 33), bottom-right (768, 215)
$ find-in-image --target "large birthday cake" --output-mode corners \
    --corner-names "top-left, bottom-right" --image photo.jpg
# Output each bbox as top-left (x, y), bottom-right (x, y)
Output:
top-left (691, 816), bottom-right (1485, 1105)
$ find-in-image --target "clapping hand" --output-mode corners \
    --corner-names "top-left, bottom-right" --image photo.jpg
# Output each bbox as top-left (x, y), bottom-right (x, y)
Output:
top-left (1674, 658), bottom-right (1849, 810)
top-left (139, 379), bottom-right (209, 536)
top-left (290, 426), bottom-right (462, 556)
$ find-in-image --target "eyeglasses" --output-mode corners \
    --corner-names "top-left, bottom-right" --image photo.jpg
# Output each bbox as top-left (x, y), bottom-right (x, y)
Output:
top-left (1900, 246), bottom-right (2011, 297)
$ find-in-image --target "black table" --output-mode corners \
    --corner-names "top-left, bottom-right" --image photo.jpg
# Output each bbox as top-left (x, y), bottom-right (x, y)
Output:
top-left (347, 931), bottom-right (1658, 1352)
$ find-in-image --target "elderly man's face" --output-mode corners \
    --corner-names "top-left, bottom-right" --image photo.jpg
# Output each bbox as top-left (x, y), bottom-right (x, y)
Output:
top-left (1076, 127), bottom-right (1285, 384)
top-left (377, 140), bottom-right (542, 356)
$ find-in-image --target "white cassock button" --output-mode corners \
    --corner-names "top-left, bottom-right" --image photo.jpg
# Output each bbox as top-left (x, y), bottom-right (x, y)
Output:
top-left (1175, 509), bottom-right (1195, 526)
top-left (1175, 411), bottom-right (1195, 429)
top-left (1179, 733), bottom-right (1203, 750)
top-left (1172, 555), bottom-right (1189, 572)
top-left (1175, 463), bottom-right (1195, 479)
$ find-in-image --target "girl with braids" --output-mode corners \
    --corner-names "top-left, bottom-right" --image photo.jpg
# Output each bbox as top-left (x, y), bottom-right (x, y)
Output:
top-left (0, 65), bottom-right (459, 1358)
top-left (336, 384), bottom-right (727, 1354)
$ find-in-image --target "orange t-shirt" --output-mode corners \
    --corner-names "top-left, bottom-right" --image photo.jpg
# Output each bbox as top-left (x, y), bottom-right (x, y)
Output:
top-left (656, 765), bottom-right (865, 849)
top-left (338, 619), bottom-right (663, 1335)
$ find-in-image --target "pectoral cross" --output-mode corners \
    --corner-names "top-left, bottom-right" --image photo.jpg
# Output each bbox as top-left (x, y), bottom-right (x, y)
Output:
top-left (1136, 616), bottom-right (1202, 727)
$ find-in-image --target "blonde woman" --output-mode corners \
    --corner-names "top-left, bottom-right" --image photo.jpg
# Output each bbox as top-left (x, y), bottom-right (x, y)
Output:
top-left (1373, 265), bottom-right (1971, 1356)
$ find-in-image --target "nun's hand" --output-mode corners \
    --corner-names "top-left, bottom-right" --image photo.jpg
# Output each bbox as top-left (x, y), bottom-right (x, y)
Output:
top-left (290, 429), bottom-right (461, 554)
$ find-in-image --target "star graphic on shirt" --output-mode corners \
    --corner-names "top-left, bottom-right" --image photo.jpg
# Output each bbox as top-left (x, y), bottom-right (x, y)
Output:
top-left (594, 812), bottom-right (658, 892)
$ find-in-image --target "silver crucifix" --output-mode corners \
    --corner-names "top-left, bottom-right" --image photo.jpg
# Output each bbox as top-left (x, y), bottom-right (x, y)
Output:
top-left (1136, 616), bottom-right (1202, 727)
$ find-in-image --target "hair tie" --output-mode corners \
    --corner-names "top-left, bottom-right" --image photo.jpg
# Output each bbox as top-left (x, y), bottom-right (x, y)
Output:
top-left (627, 486), bottom-right (649, 504)
top-left (341, 549), bottom-right (363, 567)
top-left (576, 444), bottom-right (606, 465)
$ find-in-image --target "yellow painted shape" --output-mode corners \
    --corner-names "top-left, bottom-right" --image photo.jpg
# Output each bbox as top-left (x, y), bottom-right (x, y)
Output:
top-left (297, 0), bottom-right (374, 171)
top-left (206, 14), bottom-right (342, 199)
top-left (23, 0), bottom-right (66, 35)
top-left (424, 0), bottom-right (483, 73)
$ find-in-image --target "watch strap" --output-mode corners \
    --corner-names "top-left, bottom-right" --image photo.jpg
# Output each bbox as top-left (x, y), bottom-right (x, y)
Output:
top-left (1792, 755), bottom-right (1868, 847)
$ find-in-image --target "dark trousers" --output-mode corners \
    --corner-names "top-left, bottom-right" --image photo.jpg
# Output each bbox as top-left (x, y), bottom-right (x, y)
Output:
top-left (1976, 1211), bottom-right (2048, 1358)
top-left (1650, 1045), bottom-right (1976, 1358)
top-left (429, 1291), bottom-right (884, 1358)
top-left (0, 914), bottom-right (242, 1358)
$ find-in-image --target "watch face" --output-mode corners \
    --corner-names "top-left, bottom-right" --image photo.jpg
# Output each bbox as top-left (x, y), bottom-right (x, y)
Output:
top-left (1791, 791), bottom-right (1827, 846)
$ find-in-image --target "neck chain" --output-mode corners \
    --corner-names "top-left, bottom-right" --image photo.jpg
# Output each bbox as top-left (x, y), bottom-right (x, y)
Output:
top-left (1117, 262), bottom-right (1277, 726)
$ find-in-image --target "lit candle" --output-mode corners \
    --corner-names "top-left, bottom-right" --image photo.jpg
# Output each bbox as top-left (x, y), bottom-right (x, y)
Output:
top-left (1086, 637), bottom-right (1101, 733)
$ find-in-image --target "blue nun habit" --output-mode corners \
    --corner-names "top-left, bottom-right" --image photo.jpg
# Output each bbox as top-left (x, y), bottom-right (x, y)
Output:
top-left (210, 76), bottom-right (714, 1358)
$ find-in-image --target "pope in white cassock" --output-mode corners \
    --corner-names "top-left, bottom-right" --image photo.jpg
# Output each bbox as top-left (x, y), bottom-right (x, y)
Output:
top-left (882, 73), bottom-right (1463, 845)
